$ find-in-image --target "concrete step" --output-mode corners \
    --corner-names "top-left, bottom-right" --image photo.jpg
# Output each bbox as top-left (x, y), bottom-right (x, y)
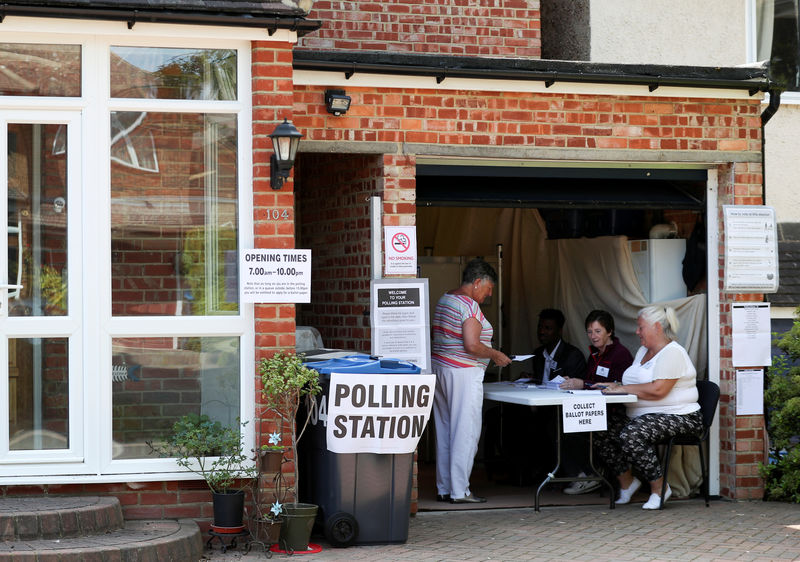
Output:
top-left (0, 497), bottom-right (203, 561)
top-left (0, 518), bottom-right (203, 561)
top-left (0, 496), bottom-right (124, 540)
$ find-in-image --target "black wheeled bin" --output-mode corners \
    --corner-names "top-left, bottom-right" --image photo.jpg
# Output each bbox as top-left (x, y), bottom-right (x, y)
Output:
top-left (299, 355), bottom-right (422, 547)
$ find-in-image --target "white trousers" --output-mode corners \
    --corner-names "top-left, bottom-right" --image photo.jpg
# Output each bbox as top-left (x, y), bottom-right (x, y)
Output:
top-left (433, 364), bottom-right (485, 499)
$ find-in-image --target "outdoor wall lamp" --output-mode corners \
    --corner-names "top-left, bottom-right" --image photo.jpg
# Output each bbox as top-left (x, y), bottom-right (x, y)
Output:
top-left (269, 118), bottom-right (303, 190)
top-left (325, 89), bottom-right (351, 116)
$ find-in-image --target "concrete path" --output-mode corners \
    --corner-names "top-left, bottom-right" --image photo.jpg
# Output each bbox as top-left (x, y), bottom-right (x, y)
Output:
top-left (202, 498), bottom-right (800, 561)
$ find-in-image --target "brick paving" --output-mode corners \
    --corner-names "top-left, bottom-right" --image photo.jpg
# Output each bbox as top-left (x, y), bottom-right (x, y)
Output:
top-left (202, 499), bottom-right (800, 561)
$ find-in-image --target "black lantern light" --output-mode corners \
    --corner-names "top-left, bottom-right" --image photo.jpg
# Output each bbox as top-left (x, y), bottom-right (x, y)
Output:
top-left (269, 118), bottom-right (303, 190)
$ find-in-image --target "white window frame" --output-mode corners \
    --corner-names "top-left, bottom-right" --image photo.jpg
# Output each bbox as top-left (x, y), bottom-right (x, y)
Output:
top-left (0, 22), bottom-right (267, 484)
top-left (747, 0), bottom-right (800, 103)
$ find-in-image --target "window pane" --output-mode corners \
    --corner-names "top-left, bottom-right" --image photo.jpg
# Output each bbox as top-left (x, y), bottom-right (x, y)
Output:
top-left (111, 336), bottom-right (240, 460)
top-left (0, 43), bottom-right (81, 97)
top-left (110, 47), bottom-right (237, 100)
top-left (8, 124), bottom-right (69, 317)
top-left (110, 112), bottom-right (239, 316)
top-left (9, 338), bottom-right (69, 451)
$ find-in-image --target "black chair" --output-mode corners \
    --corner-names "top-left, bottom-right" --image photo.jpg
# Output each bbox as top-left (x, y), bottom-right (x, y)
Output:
top-left (658, 379), bottom-right (720, 509)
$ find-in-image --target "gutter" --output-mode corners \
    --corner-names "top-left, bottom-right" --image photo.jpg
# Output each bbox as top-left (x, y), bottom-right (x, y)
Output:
top-left (0, 4), bottom-right (321, 35)
top-left (293, 58), bottom-right (772, 94)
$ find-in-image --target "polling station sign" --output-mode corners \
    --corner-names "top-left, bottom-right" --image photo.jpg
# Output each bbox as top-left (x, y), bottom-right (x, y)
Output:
top-left (562, 394), bottom-right (607, 433)
top-left (326, 373), bottom-right (436, 454)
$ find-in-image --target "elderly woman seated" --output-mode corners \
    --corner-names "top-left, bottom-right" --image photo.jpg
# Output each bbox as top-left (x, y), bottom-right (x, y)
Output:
top-left (592, 305), bottom-right (702, 509)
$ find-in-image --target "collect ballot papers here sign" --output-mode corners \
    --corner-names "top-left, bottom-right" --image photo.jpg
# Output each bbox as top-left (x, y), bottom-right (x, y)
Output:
top-left (562, 394), bottom-right (607, 433)
top-left (325, 373), bottom-right (436, 454)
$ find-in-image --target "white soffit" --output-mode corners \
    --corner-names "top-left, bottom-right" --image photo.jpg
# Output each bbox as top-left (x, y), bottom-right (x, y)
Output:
top-left (0, 15), bottom-right (297, 42)
top-left (294, 69), bottom-right (762, 100)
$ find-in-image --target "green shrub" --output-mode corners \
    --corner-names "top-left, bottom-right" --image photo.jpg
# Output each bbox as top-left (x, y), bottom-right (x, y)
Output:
top-left (760, 309), bottom-right (800, 502)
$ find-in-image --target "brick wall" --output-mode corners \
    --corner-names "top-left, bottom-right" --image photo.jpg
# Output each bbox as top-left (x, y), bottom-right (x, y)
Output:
top-left (295, 153), bottom-right (379, 351)
top-left (298, 0), bottom-right (541, 58)
top-left (294, 87), bottom-right (761, 151)
top-left (716, 161), bottom-right (767, 500)
top-left (251, 40), bottom-right (302, 504)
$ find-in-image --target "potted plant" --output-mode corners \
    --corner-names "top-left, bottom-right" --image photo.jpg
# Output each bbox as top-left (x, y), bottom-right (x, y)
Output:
top-left (258, 431), bottom-right (287, 473)
top-left (259, 351), bottom-right (322, 551)
top-left (150, 413), bottom-right (258, 531)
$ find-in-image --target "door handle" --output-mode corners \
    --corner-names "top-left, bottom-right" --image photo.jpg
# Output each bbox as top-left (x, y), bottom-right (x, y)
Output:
top-left (0, 284), bottom-right (23, 290)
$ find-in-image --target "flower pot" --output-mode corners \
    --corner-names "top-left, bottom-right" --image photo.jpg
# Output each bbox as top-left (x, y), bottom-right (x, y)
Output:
top-left (279, 502), bottom-right (317, 552)
top-left (260, 449), bottom-right (285, 473)
top-left (212, 490), bottom-right (245, 530)
top-left (249, 515), bottom-right (283, 545)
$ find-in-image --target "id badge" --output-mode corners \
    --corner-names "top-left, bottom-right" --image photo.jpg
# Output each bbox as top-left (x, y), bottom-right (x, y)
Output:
top-left (596, 365), bottom-right (610, 378)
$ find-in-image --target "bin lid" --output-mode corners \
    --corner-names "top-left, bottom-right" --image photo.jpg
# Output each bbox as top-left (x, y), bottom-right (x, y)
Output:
top-left (304, 354), bottom-right (421, 374)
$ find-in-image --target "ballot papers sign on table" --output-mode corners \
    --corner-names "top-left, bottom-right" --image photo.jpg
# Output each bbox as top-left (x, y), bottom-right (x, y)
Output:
top-left (326, 373), bottom-right (436, 454)
top-left (562, 393), bottom-right (608, 433)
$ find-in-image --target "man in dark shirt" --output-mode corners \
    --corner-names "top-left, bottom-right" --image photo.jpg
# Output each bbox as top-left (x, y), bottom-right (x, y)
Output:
top-left (531, 308), bottom-right (586, 384)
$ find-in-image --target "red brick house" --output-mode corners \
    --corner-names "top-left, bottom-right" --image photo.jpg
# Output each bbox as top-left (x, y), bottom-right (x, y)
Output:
top-left (0, 0), bottom-right (775, 545)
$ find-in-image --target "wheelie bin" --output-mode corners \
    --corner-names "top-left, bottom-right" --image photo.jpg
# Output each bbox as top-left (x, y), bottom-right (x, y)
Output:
top-left (298, 355), bottom-right (423, 547)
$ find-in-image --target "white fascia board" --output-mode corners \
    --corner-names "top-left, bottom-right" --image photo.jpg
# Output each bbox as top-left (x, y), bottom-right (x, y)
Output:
top-left (0, 15), bottom-right (296, 42)
top-left (294, 69), bottom-right (762, 101)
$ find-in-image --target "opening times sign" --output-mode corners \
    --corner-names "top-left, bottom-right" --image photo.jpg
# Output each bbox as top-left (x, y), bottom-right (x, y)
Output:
top-left (240, 249), bottom-right (311, 303)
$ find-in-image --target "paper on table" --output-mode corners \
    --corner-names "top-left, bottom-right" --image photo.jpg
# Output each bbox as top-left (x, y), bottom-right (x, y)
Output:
top-left (568, 390), bottom-right (604, 395)
top-left (511, 354), bottom-right (534, 361)
top-left (545, 375), bottom-right (565, 389)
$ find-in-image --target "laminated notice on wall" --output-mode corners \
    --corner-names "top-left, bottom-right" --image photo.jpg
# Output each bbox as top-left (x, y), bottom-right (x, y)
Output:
top-left (723, 206), bottom-right (779, 293)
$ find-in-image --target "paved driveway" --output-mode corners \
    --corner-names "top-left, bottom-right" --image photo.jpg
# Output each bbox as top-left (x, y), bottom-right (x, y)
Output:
top-left (202, 499), bottom-right (800, 561)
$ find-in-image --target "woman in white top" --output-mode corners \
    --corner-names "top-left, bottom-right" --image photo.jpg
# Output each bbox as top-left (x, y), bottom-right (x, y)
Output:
top-left (592, 305), bottom-right (702, 509)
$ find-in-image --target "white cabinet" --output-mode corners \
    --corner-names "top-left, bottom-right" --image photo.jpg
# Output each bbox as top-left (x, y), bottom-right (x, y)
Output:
top-left (628, 239), bottom-right (688, 303)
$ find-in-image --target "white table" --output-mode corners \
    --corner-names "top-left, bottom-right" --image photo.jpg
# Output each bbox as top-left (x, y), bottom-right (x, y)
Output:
top-left (483, 382), bottom-right (637, 510)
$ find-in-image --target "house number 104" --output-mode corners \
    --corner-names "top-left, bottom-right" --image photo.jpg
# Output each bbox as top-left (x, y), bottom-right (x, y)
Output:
top-left (267, 209), bottom-right (290, 220)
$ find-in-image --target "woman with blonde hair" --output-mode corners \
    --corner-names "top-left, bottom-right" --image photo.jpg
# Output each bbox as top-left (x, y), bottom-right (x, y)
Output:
top-left (592, 305), bottom-right (702, 509)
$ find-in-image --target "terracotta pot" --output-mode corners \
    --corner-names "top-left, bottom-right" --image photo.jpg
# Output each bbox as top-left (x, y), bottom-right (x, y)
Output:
top-left (249, 515), bottom-right (283, 544)
top-left (260, 449), bottom-right (286, 473)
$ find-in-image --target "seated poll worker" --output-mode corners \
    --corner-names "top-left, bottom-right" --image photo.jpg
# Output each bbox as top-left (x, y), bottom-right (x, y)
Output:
top-left (521, 309), bottom-right (586, 482)
top-left (531, 308), bottom-right (586, 384)
top-left (561, 310), bottom-right (634, 495)
top-left (592, 305), bottom-right (702, 509)
top-left (431, 258), bottom-right (512, 504)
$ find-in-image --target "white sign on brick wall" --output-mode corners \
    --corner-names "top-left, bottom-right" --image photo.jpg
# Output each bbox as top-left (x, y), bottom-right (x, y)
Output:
top-left (384, 226), bottom-right (417, 275)
top-left (240, 249), bottom-right (311, 303)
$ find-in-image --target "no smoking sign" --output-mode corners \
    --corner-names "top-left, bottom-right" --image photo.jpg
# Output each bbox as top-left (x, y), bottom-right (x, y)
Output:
top-left (392, 232), bottom-right (411, 253)
top-left (384, 226), bottom-right (417, 274)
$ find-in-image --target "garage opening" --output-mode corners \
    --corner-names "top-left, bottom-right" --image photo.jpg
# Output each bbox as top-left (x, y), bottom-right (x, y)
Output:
top-left (415, 160), bottom-right (710, 509)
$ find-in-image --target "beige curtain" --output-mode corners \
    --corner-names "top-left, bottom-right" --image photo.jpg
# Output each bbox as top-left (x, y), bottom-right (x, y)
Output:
top-left (418, 206), bottom-right (707, 495)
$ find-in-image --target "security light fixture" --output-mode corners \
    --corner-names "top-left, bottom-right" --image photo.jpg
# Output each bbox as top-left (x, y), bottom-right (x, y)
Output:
top-left (269, 118), bottom-right (303, 190)
top-left (325, 89), bottom-right (351, 116)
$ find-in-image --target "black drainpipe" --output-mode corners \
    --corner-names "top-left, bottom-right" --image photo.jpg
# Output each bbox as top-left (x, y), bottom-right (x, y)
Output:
top-left (760, 89), bottom-right (782, 204)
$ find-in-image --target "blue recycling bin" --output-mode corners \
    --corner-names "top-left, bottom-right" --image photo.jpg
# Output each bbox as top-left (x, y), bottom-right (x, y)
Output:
top-left (299, 355), bottom-right (423, 547)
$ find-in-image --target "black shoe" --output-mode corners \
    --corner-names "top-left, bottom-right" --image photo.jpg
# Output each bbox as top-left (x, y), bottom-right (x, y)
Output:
top-left (436, 494), bottom-right (451, 502)
top-left (450, 493), bottom-right (487, 504)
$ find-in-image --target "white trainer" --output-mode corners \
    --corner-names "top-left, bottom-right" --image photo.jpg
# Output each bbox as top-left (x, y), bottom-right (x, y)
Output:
top-left (615, 477), bottom-right (642, 504)
top-left (563, 473), bottom-right (602, 495)
top-left (642, 485), bottom-right (671, 510)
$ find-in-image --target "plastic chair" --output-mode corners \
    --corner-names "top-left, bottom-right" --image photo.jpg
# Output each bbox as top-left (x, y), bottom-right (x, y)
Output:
top-left (658, 379), bottom-right (720, 509)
